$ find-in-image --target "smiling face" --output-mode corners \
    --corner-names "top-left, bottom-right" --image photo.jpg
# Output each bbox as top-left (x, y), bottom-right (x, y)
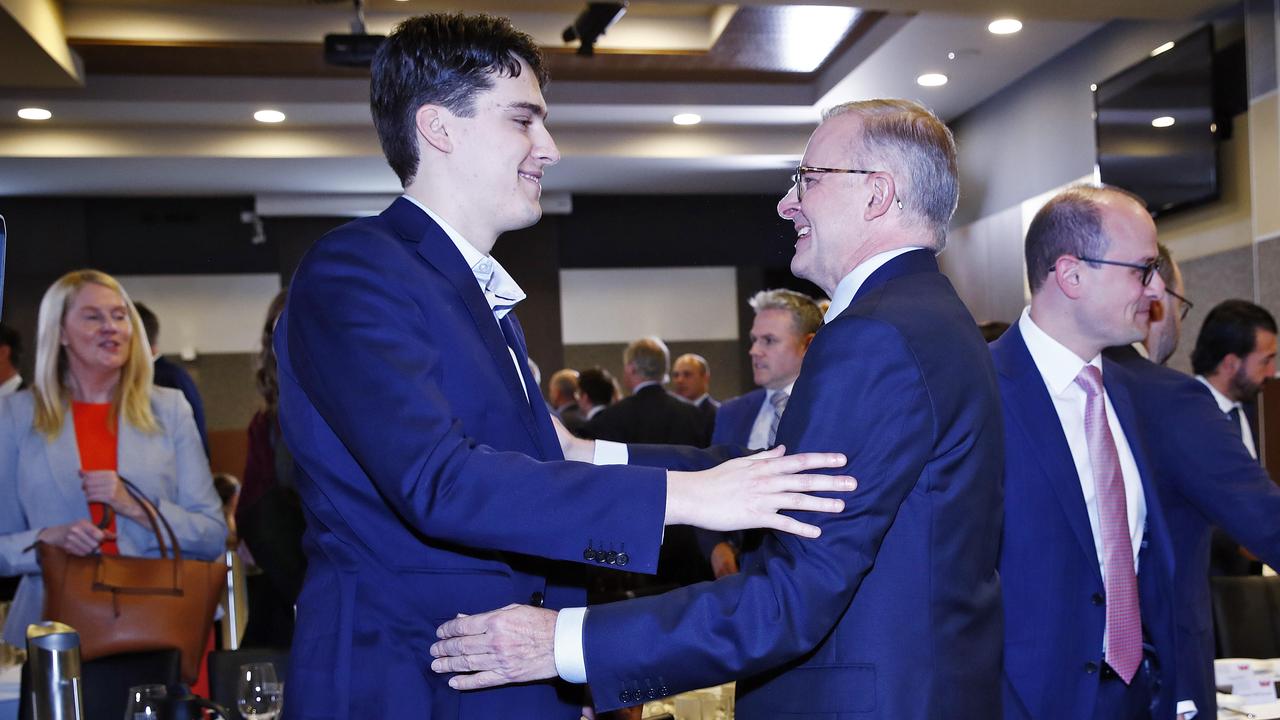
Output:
top-left (445, 60), bottom-right (560, 242)
top-left (777, 113), bottom-right (875, 296)
top-left (61, 282), bottom-right (133, 379)
top-left (1077, 196), bottom-right (1165, 349)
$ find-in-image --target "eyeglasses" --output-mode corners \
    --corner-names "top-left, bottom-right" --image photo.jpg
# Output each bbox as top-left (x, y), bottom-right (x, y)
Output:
top-left (1165, 287), bottom-right (1194, 320)
top-left (1075, 255), bottom-right (1162, 287)
top-left (790, 165), bottom-right (904, 208)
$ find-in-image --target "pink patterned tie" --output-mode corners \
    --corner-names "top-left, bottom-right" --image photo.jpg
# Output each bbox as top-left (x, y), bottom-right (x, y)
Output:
top-left (1075, 365), bottom-right (1142, 683)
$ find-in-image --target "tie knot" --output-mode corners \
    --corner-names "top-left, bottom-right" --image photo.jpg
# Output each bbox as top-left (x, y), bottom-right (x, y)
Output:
top-left (771, 390), bottom-right (790, 412)
top-left (1074, 364), bottom-right (1104, 398)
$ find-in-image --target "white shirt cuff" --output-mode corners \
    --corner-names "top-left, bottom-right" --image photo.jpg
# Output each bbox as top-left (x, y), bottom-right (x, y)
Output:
top-left (1176, 699), bottom-right (1196, 718)
top-left (593, 440), bottom-right (629, 465)
top-left (553, 606), bottom-right (588, 684)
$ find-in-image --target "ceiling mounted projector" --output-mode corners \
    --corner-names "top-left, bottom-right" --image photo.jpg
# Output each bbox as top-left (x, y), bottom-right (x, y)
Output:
top-left (562, 2), bottom-right (628, 57)
top-left (324, 0), bottom-right (384, 67)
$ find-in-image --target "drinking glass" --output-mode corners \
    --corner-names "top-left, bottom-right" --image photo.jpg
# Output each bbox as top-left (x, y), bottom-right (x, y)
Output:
top-left (123, 684), bottom-right (166, 720)
top-left (237, 662), bottom-right (282, 720)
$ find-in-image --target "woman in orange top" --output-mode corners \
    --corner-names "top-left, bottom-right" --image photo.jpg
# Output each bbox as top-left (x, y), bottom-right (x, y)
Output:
top-left (0, 270), bottom-right (227, 704)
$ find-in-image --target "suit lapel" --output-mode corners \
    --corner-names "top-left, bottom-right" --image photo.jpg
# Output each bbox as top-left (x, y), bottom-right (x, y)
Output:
top-left (44, 411), bottom-right (89, 517)
top-left (993, 326), bottom-right (1101, 581)
top-left (503, 313), bottom-right (563, 460)
top-left (383, 198), bottom-right (547, 455)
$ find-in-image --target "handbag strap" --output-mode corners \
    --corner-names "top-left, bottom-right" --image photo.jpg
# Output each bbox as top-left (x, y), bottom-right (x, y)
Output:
top-left (119, 476), bottom-right (184, 562)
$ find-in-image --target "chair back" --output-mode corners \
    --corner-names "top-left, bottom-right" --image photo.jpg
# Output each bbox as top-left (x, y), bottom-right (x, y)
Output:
top-left (1211, 575), bottom-right (1280, 658)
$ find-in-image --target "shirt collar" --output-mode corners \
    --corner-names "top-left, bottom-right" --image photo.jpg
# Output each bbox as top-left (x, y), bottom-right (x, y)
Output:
top-left (0, 375), bottom-right (21, 394)
top-left (823, 247), bottom-right (924, 323)
top-left (1194, 375), bottom-right (1239, 414)
top-left (401, 194), bottom-right (526, 316)
top-left (632, 380), bottom-right (662, 393)
top-left (1018, 306), bottom-right (1102, 397)
top-left (765, 381), bottom-right (796, 401)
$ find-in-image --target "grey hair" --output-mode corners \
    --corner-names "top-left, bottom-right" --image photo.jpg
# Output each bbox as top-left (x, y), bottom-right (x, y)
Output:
top-left (823, 99), bottom-right (958, 249)
top-left (749, 289), bottom-right (823, 336)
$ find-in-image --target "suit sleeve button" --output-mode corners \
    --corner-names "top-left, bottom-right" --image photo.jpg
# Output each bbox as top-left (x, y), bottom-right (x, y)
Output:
top-left (1084, 662), bottom-right (1099, 674)
top-left (584, 548), bottom-right (596, 561)
top-left (606, 550), bottom-right (618, 564)
top-left (1091, 592), bottom-right (1104, 606)
top-left (617, 552), bottom-right (629, 567)
top-left (529, 592), bottom-right (544, 607)
top-left (619, 691), bottom-right (630, 703)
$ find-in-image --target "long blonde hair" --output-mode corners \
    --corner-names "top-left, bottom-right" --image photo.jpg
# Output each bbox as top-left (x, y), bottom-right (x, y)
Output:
top-left (32, 270), bottom-right (158, 438)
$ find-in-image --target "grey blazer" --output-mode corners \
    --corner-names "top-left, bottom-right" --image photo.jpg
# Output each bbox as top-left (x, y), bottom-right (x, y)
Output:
top-left (0, 387), bottom-right (227, 646)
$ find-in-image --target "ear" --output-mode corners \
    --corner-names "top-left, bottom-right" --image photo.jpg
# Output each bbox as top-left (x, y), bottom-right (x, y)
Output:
top-left (1052, 255), bottom-right (1085, 300)
top-left (1220, 353), bottom-right (1242, 376)
top-left (863, 172), bottom-right (897, 221)
top-left (801, 332), bottom-right (816, 351)
top-left (415, 105), bottom-right (453, 154)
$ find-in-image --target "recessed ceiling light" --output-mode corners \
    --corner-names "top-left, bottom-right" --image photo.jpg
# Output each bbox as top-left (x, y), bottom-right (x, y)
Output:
top-left (1151, 41), bottom-right (1175, 56)
top-left (1090, 83), bottom-right (1098, 92)
top-left (254, 109), bottom-right (286, 123)
top-left (17, 107), bottom-right (52, 121)
top-left (1151, 116), bottom-right (1175, 128)
top-left (916, 73), bottom-right (948, 87)
top-left (988, 18), bottom-right (1022, 35)
top-left (672, 113), bottom-right (702, 126)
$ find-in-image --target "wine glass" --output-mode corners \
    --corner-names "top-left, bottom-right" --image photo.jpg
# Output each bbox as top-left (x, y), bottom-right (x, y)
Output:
top-left (123, 684), bottom-right (166, 720)
top-left (237, 662), bottom-right (283, 720)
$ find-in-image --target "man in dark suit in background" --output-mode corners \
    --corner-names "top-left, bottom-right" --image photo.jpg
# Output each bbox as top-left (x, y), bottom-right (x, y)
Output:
top-left (587, 336), bottom-right (709, 446)
top-left (1105, 252), bottom-right (1280, 718)
top-left (671, 353), bottom-right (717, 439)
top-left (1191, 300), bottom-right (1278, 577)
top-left (547, 368), bottom-right (586, 434)
top-left (274, 14), bottom-right (852, 719)
top-left (993, 185), bottom-right (1178, 719)
top-left (134, 302), bottom-right (210, 457)
top-left (433, 99), bottom-right (1005, 719)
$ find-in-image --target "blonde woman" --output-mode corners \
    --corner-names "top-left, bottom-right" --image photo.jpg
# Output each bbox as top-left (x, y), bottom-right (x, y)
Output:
top-left (0, 270), bottom-right (225, 670)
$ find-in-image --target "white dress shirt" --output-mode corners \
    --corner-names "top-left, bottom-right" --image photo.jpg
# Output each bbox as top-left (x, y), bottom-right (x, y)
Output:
top-left (0, 374), bottom-right (21, 397)
top-left (1194, 375), bottom-right (1258, 459)
top-left (400, 195), bottom-right (532, 402)
top-left (1019, 308), bottom-right (1147, 576)
top-left (747, 382), bottom-right (796, 450)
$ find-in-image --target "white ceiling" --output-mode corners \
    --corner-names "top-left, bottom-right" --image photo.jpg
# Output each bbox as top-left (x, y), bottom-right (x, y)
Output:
top-left (0, 0), bottom-right (1226, 203)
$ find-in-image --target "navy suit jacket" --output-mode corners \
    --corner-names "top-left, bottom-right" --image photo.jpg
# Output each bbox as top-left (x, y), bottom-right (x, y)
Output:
top-left (275, 198), bottom-right (666, 719)
top-left (992, 326), bottom-right (1178, 719)
top-left (710, 388), bottom-right (765, 447)
top-left (1106, 346), bottom-right (1280, 714)
top-left (583, 251), bottom-right (1005, 718)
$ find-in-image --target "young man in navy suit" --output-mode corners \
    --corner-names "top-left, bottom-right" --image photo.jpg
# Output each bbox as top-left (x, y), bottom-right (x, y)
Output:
top-left (274, 13), bottom-right (854, 720)
top-left (992, 185), bottom-right (1179, 719)
top-left (432, 99), bottom-right (1005, 719)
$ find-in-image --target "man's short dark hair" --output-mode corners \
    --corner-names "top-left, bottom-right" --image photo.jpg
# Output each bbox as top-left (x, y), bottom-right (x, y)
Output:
top-left (1024, 184), bottom-right (1147, 294)
top-left (370, 13), bottom-right (548, 187)
top-left (578, 367), bottom-right (616, 407)
top-left (0, 323), bottom-right (21, 366)
top-left (134, 302), bottom-right (159, 347)
top-left (1190, 299), bottom-right (1278, 375)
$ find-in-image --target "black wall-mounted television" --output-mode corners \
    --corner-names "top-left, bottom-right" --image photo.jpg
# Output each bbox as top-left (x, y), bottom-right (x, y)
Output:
top-left (1094, 25), bottom-right (1219, 217)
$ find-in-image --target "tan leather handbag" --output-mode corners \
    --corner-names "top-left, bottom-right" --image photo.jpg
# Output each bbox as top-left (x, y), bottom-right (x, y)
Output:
top-left (38, 477), bottom-right (226, 683)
